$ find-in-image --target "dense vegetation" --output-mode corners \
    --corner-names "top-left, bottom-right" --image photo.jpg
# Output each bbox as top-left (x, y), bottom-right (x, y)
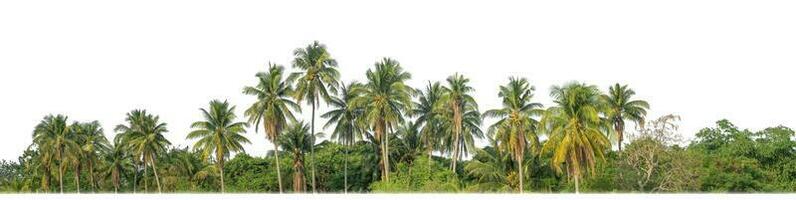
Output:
top-left (1, 41), bottom-right (794, 193)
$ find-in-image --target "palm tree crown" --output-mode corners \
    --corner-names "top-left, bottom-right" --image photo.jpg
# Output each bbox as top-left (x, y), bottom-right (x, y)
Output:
top-left (482, 77), bottom-right (543, 192)
top-left (541, 82), bottom-right (610, 193)
top-left (242, 63), bottom-right (300, 193)
top-left (187, 99), bottom-right (250, 193)
top-left (602, 83), bottom-right (649, 151)
top-left (351, 58), bottom-right (414, 182)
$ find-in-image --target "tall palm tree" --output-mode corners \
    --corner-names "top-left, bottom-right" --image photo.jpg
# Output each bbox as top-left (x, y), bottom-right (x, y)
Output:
top-left (351, 58), bottom-right (414, 182)
top-left (278, 122), bottom-right (316, 193)
top-left (439, 73), bottom-right (479, 172)
top-left (288, 41), bottom-right (340, 192)
top-left (541, 82), bottom-right (611, 193)
top-left (412, 82), bottom-right (444, 165)
top-left (482, 77), bottom-right (543, 193)
top-left (321, 81), bottom-right (363, 193)
top-left (73, 121), bottom-right (109, 193)
top-left (102, 141), bottom-right (134, 193)
top-left (243, 63), bottom-right (300, 193)
top-left (114, 110), bottom-right (170, 193)
top-left (32, 114), bottom-right (77, 193)
top-left (187, 99), bottom-right (250, 193)
top-left (602, 83), bottom-right (649, 151)
top-left (439, 105), bottom-right (484, 172)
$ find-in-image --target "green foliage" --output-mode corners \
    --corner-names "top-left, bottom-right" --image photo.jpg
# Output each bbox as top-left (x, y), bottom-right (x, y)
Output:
top-left (370, 157), bottom-right (460, 192)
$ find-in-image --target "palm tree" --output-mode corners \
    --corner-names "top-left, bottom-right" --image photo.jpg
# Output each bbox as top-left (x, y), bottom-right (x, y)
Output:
top-left (321, 81), bottom-right (363, 193)
top-left (187, 99), bottom-right (251, 193)
top-left (73, 121), bottom-right (109, 193)
top-left (465, 145), bottom-right (515, 192)
top-left (482, 77), bottom-right (544, 193)
top-left (32, 114), bottom-right (78, 193)
top-left (412, 82), bottom-right (444, 165)
top-left (114, 110), bottom-right (170, 193)
top-left (102, 141), bottom-right (134, 193)
top-left (243, 63), bottom-right (300, 193)
top-left (351, 58), bottom-right (414, 182)
top-left (278, 122), bottom-right (317, 193)
top-left (288, 41), bottom-right (340, 192)
top-left (439, 105), bottom-right (484, 173)
top-left (439, 73), bottom-right (479, 172)
top-left (602, 83), bottom-right (649, 151)
top-left (541, 82), bottom-right (611, 193)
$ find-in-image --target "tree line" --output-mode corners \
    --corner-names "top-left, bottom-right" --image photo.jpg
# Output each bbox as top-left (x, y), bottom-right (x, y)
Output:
top-left (1, 41), bottom-right (794, 193)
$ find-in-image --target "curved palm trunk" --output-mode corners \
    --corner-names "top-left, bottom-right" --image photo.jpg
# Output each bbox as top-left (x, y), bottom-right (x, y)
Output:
top-left (143, 161), bottom-right (148, 193)
top-left (343, 142), bottom-right (349, 194)
top-left (216, 146), bottom-right (226, 193)
top-left (88, 160), bottom-right (96, 193)
top-left (58, 151), bottom-right (64, 194)
top-left (74, 163), bottom-right (80, 193)
top-left (615, 118), bottom-right (625, 151)
top-left (149, 156), bottom-right (162, 193)
top-left (450, 101), bottom-right (462, 173)
top-left (272, 141), bottom-right (284, 193)
top-left (385, 123), bottom-right (392, 182)
top-left (292, 156), bottom-right (306, 193)
top-left (310, 101), bottom-right (317, 193)
top-left (518, 157), bottom-right (523, 193)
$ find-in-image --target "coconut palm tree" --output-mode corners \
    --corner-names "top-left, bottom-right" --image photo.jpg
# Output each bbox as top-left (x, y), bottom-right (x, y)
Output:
top-left (102, 141), bottom-right (133, 193)
top-left (187, 99), bottom-right (250, 193)
top-left (602, 83), bottom-right (649, 151)
top-left (465, 145), bottom-right (516, 192)
top-left (439, 73), bottom-right (479, 172)
top-left (114, 110), bottom-right (170, 193)
top-left (73, 121), bottom-right (109, 193)
top-left (288, 41), bottom-right (340, 192)
top-left (243, 63), bottom-right (300, 193)
top-left (278, 122), bottom-right (317, 193)
top-left (541, 82), bottom-right (611, 193)
top-left (439, 105), bottom-right (484, 172)
top-left (412, 82), bottom-right (444, 164)
top-left (482, 77), bottom-right (543, 193)
top-left (351, 58), bottom-right (414, 182)
top-left (321, 81), bottom-right (363, 193)
top-left (32, 114), bottom-right (78, 193)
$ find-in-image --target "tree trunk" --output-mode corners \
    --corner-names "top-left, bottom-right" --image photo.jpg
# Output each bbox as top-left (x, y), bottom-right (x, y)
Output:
top-left (518, 157), bottom-right (524, 193)
top-left (74, 163), bottom-right (80, 193)
top-left (385, 124), bottom-right (392, 182)
top-left (292, 155), bottom-right (305, 193)
top-left (574, 171), bottom-right (580, 194)
top-left (273, 141), bottom-right (284, 193)
top-left (88, 160), bottom-right (96, 193)
top-left (133, 163), bottom-right (138, 193)
top-left (41, 167), bottom-right (50, 192)
top-left (616, 118), bottom-right (625, 151)
top-left (58, 161), bottom-right (64, 193)
top-left (217, 146), bottom-right (225, 193)
top-left (450, 101), bottom-right (461, 173)
top-left (343, 143), bottom-right (349, 194)
top-left (143, 160), bottom-right (148, 193)
top-left (150, 156), bottom-right (162, 193)
top-left (310, 101), bottom-right (317, 193)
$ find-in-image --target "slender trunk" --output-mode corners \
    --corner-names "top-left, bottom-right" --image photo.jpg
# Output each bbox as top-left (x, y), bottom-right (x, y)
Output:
top-left (58, 159), bottom-right (64, 193)
top-left (41, 167), bottom-right (50, 192)
top-left (150, 156), bottom-right (162, 193)
top-left (273, 141), bottom-right (284, 193)
top-left (217, 146), bottom-right (225, 193)
top-left (574, 171), bottom-right (580, 194)
top-left (343, 143), bottom-right (349, 194)
top-left (616, 119), bottom-right (625, 151)
top-left (133, 163), bottom-right (138, 193)
top-left (385, 124), bottom-right (392, 182)
top-left (74, 163), bottom-right (80, 193)
top-left (112, 168), bottom-right (119, 194)
top-left (292, 157), bottom-right (305, 193)
top-left (378, 119), bottom-right (387, 182)
top-left (89, 160), bottom-right (96, 193)
top-left (310, 101), bottom-right (317, 193)
top-left (518, 157), bottom-right (524, 193)
top-left (450, 101), bottom-right (461, 173)
top-left (143, 160), bottom-right (148, 193)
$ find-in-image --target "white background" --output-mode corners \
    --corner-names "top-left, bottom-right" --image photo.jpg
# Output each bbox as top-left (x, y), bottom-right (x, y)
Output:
top-left (1, 0), bottom-right (795, 161)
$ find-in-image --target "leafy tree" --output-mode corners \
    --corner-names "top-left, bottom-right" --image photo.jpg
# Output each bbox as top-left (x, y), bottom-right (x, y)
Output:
top-left (114, 110), bottom-right (170, 193)
top-left (73, 121), bottom-right (109, 193)
top-left (482, 77), bottom-right (543, 192)
top-left (439, 73), bottom-right (479, 173)
top-left (101, 141), bottom-right (133, 193)
top-left (541, 82), bottom-right (610, 193)
top-left (187, 99), bottom-right (250, 192)
top-left (412, 82), bottom-right (445, 164)
top-left (602, 83), bottom-right (649, 151)
top-left (278, 122), bottom-right (319, 192)
top-left (33, 114), bottom-right (78, 193)
top-left (371, 156), bottom-right (460, 192)
top-left (243, 63), bottom-right (300, 193)
top-left (289, 41), bottom-right (340, 192)
top-left (351, 58), bottom-right (414, 182)
top-left (321, 81), bottom-right (363, 193)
